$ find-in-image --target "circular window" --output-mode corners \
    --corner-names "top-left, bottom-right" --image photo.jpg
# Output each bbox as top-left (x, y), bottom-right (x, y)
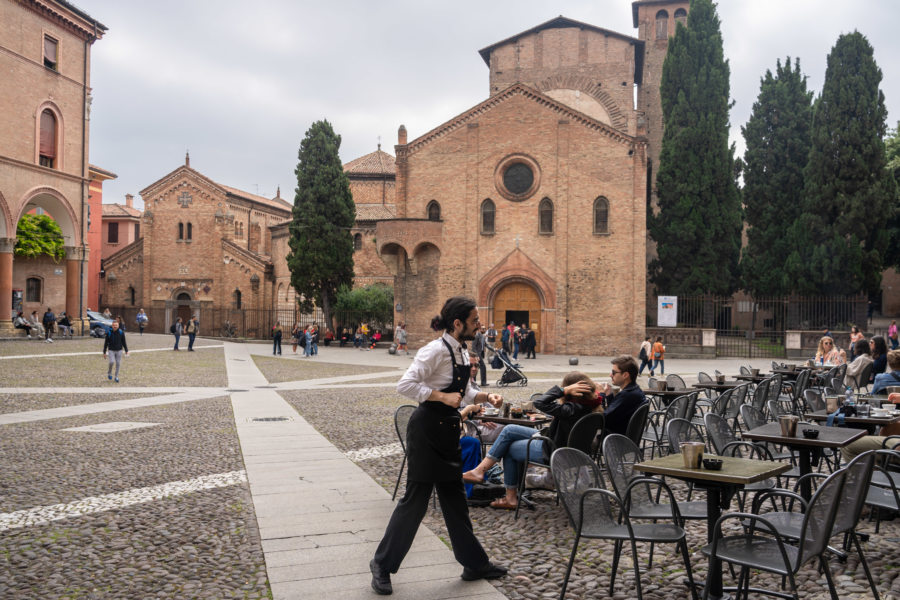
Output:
top-left (494, 154), bottom-right (541, 201)
top-left (503, 163), bottom-right (533, 196)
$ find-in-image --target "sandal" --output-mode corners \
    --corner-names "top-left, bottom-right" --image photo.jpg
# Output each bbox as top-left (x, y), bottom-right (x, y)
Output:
top-left (462, 471), bottom-right (484, 484)
top-left (489, 497), bottom-right (517, 510)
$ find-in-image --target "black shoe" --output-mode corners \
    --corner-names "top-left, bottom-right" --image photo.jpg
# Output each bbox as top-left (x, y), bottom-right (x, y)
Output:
top-left (370, 559), bottom-right (392, 595)
top-left (461, 562), bottom-right (507, 581)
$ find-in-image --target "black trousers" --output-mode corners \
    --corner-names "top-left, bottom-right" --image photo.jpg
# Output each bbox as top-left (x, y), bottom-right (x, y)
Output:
top-left (477, 356), bottom-right (487, 385)
top-left (373, 479), bottom-right (489, 574)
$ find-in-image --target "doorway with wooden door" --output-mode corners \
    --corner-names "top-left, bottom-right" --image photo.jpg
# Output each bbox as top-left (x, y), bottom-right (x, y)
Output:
top-left (176, 293), bottom-right (192, 324)
top-left (492, 281), bottom-right (541, 349)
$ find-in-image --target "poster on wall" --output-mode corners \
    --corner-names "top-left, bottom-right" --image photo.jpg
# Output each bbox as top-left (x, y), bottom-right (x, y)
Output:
top-left (657, 296), bottom-right (677, 327)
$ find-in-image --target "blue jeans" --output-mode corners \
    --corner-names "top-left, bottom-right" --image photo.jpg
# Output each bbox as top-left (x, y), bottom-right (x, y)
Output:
top-left (652, 358), bottom-right (664, 375)
top-left (461, 436), bottom-right (481, 498)
top-left (486, 425), bottom-right (545, 488)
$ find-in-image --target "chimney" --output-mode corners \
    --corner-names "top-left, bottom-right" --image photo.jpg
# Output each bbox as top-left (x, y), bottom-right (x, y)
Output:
top-left (125, 194), bottom-right (134, 208)
top-left (398, 124), bottom-right (407, 145)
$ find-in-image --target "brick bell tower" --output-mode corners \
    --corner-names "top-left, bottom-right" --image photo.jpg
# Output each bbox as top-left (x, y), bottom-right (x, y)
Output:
top-left (632, 0), bottom-right (690, 207)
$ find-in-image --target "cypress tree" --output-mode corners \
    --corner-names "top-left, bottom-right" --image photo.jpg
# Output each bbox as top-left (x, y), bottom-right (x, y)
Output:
top-left (785, 32), bottom-right (896, 295)
top-left (286, 120), bottom-right (356, 329)
top-left (649, 0), bottom-right (743, 296)
top-left (884, 121), bottom-right (900, 270)
top-left (740, 58), bottom-right (813, 297)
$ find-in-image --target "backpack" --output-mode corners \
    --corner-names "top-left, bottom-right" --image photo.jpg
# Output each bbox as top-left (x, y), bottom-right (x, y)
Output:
top-left (169, 324), bottom-right (176, 334)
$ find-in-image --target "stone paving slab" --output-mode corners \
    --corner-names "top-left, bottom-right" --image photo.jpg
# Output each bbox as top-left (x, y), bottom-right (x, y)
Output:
top-left (224, 342), bottom-right (506, 600)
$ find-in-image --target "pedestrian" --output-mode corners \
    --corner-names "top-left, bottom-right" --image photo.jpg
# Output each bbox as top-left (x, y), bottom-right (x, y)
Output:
top-left (512, 324), bottom-right (520, 360)
top-left (41, 307), bottom-right (56, 343)
top-left (136, 308), bottom-right (148, 335)
top-left (395, 323), bottom-right (409, 355)
top-left (523, 325), bottom-right (536, 359)
top-left (57, 312), bottom-right (72, 338)
top-left (102, 319), bottom-right (128, 382)
top-left (173, 317), bottom-right (183, 350)
top-left (500, 324), bottom-right (510, 354)
top-left (14, 311), bottom-right (33, 338)
top-left (304, 325), bottom-right (313, 357)
top-left (472, 325), bottom-right (487, 386)
top-left (272, 321), bottom-right (283, 355)
top-left (186, 316), bottom-right (198, 351)
top-left (323, 327), bottom-right (334, 346)
top-left (486, 323), bottom-right (497, 349)
top-left (890, 320), bottom-right (899, 350)
top-left (651, 336), bottom-right (666, 375)
top-left (369, 296), bottom-right (507, 595)
top-left (291, 323), bottom-right (301, 354)
top-left (638, 336), bottom-right (653, 376)
top-left (310, 324), bottom-right (319, 355)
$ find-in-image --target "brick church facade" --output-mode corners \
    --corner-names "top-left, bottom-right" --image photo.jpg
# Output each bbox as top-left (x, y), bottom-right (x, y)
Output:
top-left (368, 7), bottom-right (687, 354)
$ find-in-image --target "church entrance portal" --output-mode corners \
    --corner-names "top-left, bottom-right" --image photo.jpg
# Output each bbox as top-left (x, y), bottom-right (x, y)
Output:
top-left (492, 282), bottom-right (541, 349)
top-left (176, 293), bottom-right (192, 324)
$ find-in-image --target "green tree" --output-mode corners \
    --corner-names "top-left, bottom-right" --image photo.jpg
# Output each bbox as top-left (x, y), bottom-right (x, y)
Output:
top-left (286, 120), bottom-right (356, 328)
top-left (785, 32), bottom-right (896, 295)
top-left (884, 121), bottom-right (900, 270)
top-left (740, 58), bottom-right (813, 296)
top-left (14, 214), bottom-right (65, 261)
top-left (649, 0), bottom-right (743, 296)
top-left (335, 284), bottom-right (394, 325)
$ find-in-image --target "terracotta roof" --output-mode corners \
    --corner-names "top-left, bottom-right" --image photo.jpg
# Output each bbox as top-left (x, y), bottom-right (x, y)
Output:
top-left (219, 184), bottom-right (292, 212)
top-left (101, 203), bottom-right (142, 218)
top-left (344, 148), bottom-right (396, 177)
top-left (356, 204), bottom-right (396, 221)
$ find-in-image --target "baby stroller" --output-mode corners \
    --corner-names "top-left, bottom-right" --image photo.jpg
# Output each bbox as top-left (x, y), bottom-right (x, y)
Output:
top-left (487, 346), bottom-right (528, 387)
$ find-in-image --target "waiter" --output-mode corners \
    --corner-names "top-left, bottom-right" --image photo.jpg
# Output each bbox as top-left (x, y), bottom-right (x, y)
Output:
top-left (370, 297), bottom-right (507, 595)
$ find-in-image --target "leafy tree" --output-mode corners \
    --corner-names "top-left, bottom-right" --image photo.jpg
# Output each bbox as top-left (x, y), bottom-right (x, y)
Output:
top-left (286, 120), bottom-right (355, 328)
top-left (884, 121), bottom-right (900, 270)
top-left (740, 58), bottom-right (813, 296)
top-left (14, 214), bottom-right (65, 261)
top-left (649, 0), bottom-right (743, 296)
top-left (785, 32), bottom-right (896, 295)
top-left (335, 283), bottom-right (394, 325)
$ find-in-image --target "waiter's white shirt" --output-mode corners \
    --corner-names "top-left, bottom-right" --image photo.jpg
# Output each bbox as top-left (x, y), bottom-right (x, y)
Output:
top-left (397, 332), bottom-right (478, 405)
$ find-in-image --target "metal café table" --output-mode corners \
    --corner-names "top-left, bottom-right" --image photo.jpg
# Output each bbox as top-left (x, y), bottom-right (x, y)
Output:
top-left (475, 413), bottom-right (550, 427)
top-left (734, 373), bottom-right (767, 383)
top-left (692, 381), bottom-right (745, 393)
top-left (635, 454), bottom-right (790, 600)
top-left (642, 388), bottom-right (692, 404)
top-left (805, 408), bottom-right (900, 434)
top-left (742, 422), bottom-right (866, 501)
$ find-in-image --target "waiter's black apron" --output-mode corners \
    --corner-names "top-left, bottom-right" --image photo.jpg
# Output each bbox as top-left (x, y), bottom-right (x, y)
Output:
top-left (406, 340), bottom-right (469, 482)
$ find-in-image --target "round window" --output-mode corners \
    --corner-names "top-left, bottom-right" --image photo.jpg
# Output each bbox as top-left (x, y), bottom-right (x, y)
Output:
top-left (503, 163), bottom-right (534, 196)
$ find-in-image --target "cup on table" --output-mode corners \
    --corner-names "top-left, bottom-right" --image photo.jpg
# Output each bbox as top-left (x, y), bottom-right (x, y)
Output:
top-left (680, 442), bottom-right (704, 469)
top-left (656, 380), bottom-right (668, 391)
top-left (858, 403), bottom-right (870, 418)
top-left (716, 375), bottom-right (726, 384)
top-left (883, 403), bottom-right (895, 412)
top-left (751, 368), bottom-right (760, 377)
top-left (779, 415), bottom-right (799, 437)
top-left (502, 402), bottom-right (511, 418)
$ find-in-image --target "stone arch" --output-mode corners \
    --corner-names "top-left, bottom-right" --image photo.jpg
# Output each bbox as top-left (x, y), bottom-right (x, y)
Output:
top-left (534, 74), bottom-right (628, 131)
top-left (34, 101), bottom-right (65, 170)
top-left (378, 242), bottom-right (409, 276)
top-left (0, 190), bottom-right (14, 238)
top-left (489, 278), bottom-right (546, 350)
top-left (17, 186), bottom-right (80, 246)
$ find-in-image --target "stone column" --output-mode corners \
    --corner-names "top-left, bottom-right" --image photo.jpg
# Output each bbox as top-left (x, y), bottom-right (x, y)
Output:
top-left (0, 238), bottom-right (14, 331)
top-left (64, 246), bottom-right (84, 321)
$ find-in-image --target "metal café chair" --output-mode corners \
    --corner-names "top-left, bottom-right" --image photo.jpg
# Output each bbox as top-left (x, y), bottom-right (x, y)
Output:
top-left (391, 405), bottom-right (416, 500)
top-left (625, 402), bottom-right (650, 452)
top-left (666, 373), bottom-right (688, 391)
top-left (642, 394), bottom-right (692, 459)
top-left (551, 447), bottom-right (699, 600)
top-left (701, 468), bottom-right (848, 600)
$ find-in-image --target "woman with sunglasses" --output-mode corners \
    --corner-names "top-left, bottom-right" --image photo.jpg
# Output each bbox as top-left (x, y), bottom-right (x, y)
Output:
top-left (814, 335), bottom-right (846, 366)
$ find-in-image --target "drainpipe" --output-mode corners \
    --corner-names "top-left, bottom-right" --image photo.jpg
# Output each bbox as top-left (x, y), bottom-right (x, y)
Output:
top-left (79, 33), bottom-right (90, 333)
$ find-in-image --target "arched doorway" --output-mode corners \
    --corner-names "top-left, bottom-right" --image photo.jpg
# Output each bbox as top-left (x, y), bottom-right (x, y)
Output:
top-left (175, 292), bottom-right (192, 324)
top-left (492, 281), bottom-right (542, 348)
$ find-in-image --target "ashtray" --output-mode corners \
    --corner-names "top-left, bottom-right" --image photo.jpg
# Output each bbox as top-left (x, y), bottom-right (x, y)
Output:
top-left (802, 429), bottom-right (819, 439)
top-left (702, 458), bottom-right (723, 470)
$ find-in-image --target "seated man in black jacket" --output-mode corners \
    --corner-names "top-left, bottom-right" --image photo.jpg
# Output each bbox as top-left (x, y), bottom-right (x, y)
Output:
top-left (599, 355), bottom-right (647, 436)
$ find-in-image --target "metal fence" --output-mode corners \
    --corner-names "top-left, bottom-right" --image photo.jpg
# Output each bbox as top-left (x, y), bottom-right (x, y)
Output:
top-left (647, 294), bottom-right (868, 331)
top-left (104, 306), bottom-right (393, 340)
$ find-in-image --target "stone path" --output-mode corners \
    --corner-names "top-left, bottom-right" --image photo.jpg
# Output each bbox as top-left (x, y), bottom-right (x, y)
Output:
top-left (224, 342), bottom-right (506, 600)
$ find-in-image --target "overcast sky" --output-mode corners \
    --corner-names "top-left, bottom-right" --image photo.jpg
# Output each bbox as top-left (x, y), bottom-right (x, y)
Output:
top-left (75, 0), bottom-right (900, 209)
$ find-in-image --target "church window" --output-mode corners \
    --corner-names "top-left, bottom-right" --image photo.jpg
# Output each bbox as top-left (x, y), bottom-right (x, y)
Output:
top-left (128, 286), bottom-right (136, 306)
top-left (135, 223), bottom-right (140, 239)
top-left (656, 10), bottom-right (669, 39)
top-left (178, 222), bottom-right (184, 240)
top-left (593, 197), bottom-right (610, 234)
top-left (107, 222), bottom-right (119, 243)
top-left (186, 222), bottom-right (193, 241)
top-left (427, 200), bottom-right (441, 221)
top-left (234, 222), bottom-right (240, 237)
top-left (481, 199), bottom-right (495, 234)
top-left (233, 289), bottom-right (242, 309)
top-left (539, 198), bottom-right (553, 234)
top-left (39, 109), bottom-right (57, 168)
top-left (43, 35), bottom-right (58, 70)
top-left (503, 163), bottom-right (534, 196)
top-left (26, 277), bottom-right (42, 302)
top-left (353, 233), bottom-right (362, 250)
top-left (674, 8), bottom-right (687, 26)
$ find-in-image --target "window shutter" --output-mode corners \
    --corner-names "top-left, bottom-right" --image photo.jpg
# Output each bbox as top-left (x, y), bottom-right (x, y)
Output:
top-left (44, 37), bottom-right (58, 65)
top-left (40, 111), bottom-right (56, 158)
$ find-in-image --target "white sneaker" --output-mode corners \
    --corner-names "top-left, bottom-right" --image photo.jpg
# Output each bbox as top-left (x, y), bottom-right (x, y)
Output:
top-left (48, 338), bottom-right (53, 343)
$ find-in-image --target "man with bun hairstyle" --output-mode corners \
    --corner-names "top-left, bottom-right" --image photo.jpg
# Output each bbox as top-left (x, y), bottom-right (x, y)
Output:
top-left (370, 297), bottom-right (507, 595)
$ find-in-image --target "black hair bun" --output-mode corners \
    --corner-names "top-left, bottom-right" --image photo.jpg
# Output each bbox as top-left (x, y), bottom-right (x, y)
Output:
top-left (430, 316), bottom-right (443, 332)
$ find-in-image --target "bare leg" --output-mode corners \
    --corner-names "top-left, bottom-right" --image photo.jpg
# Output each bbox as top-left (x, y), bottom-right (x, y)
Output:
top-left (462, 456), bottom-right (497, 483)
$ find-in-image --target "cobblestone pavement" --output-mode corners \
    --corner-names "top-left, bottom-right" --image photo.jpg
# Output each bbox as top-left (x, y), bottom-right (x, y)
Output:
top-left (2, 341), bottom-right (899, 599)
